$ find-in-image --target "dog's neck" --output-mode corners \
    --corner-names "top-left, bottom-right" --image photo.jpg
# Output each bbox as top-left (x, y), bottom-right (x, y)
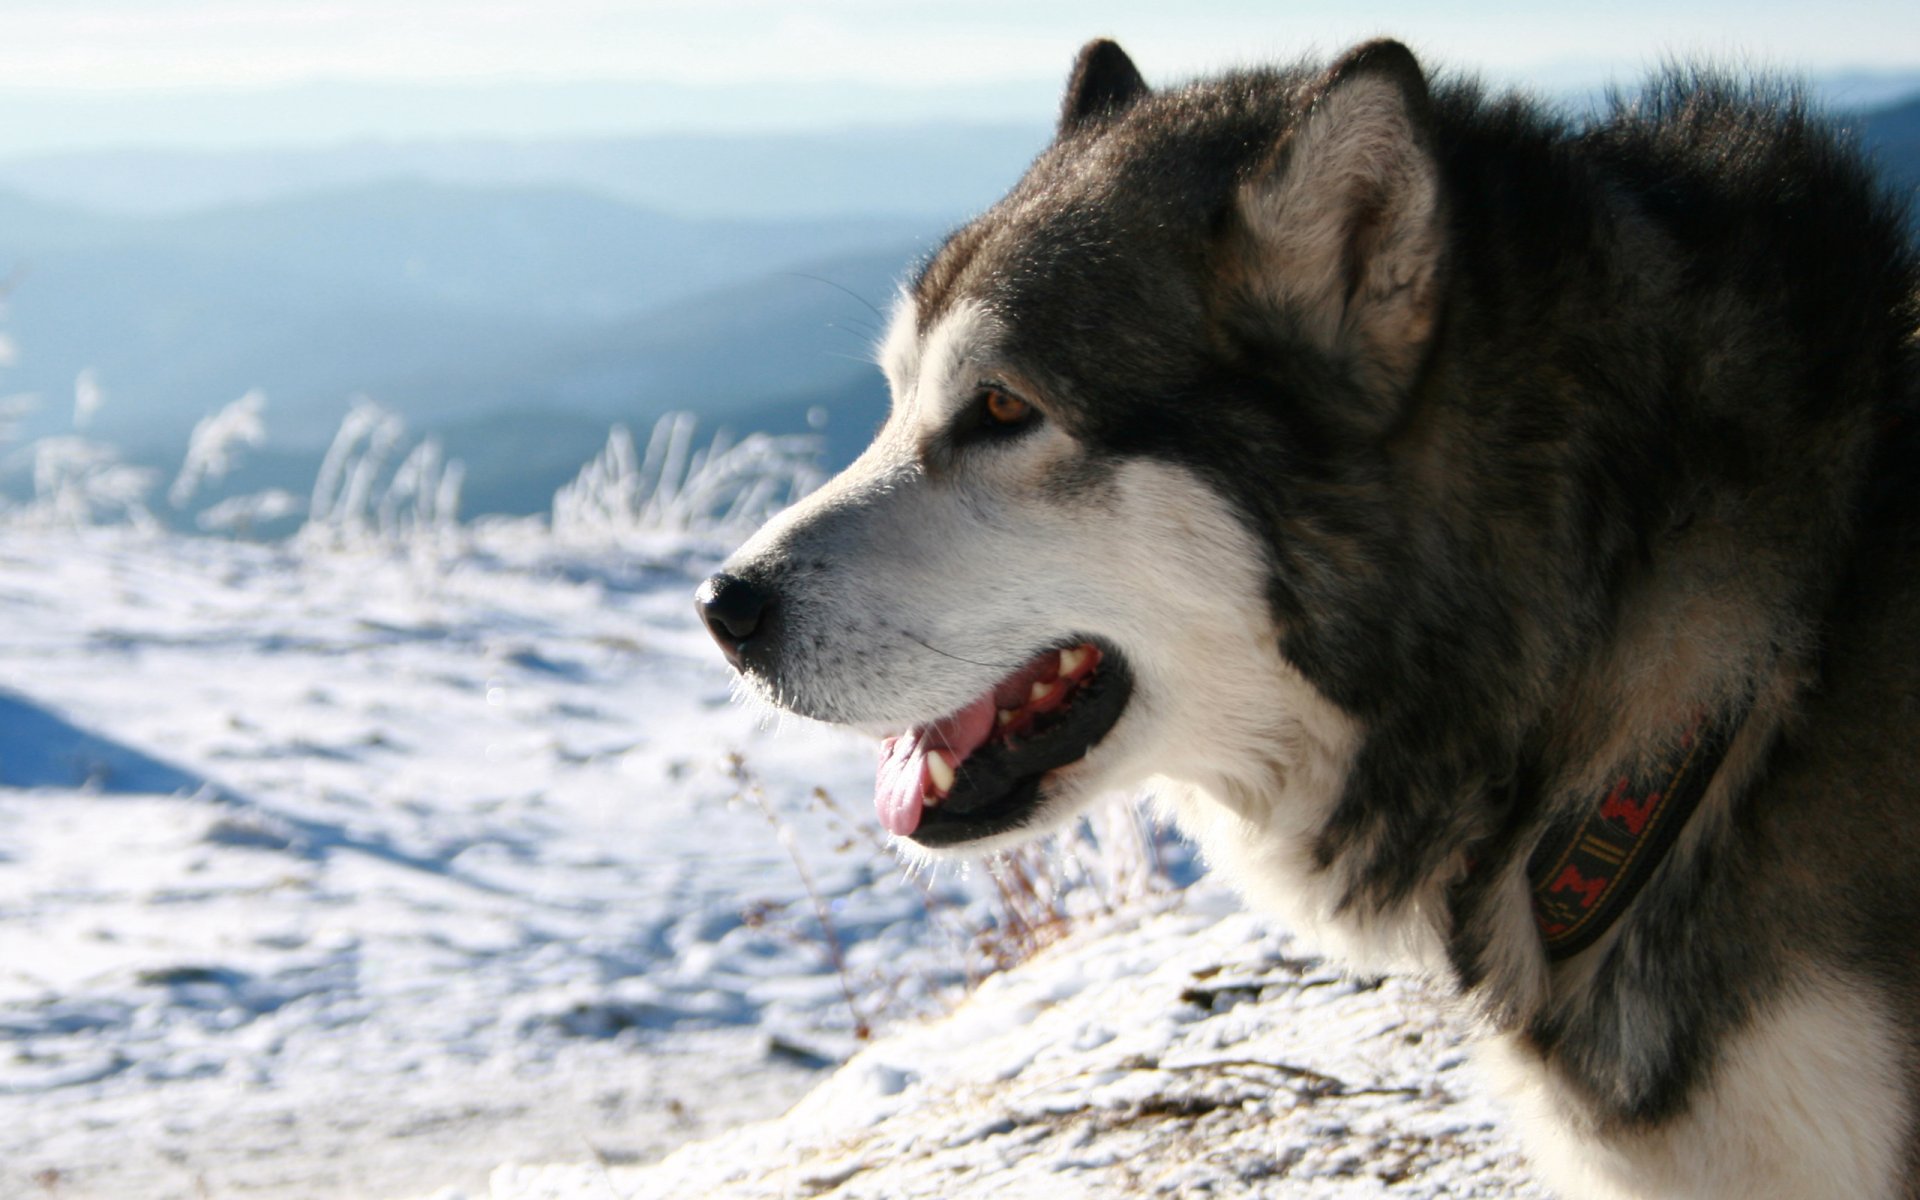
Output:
top-left (1425, 499), bottom-right (1816, 1027)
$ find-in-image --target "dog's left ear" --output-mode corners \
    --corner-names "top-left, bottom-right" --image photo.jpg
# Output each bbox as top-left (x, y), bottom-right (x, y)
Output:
top-left (1059, 39), bottom-right (1148, 135)
top-left (1233, 40), bottom-right (1445, 415)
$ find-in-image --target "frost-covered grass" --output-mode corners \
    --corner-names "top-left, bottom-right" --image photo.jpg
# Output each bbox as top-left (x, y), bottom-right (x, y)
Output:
top-left (551, 414), bottom-right (825, 545)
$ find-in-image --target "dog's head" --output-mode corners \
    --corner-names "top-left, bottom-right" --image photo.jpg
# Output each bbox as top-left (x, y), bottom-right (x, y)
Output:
top-left (699, 39), bottom-right (1445, 857)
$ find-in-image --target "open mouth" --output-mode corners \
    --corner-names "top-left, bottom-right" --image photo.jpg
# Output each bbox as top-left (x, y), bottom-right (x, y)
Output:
top-left (875, 639), bottom-right (1132, 848)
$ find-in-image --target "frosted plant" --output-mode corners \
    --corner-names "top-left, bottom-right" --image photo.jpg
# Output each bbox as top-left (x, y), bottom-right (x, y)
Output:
top-left (170, 389), bottom-right (268, 509)
top-left (196, 489), bottom-right (302, 537)
top-left (303, 399), bottom-right (407, 545)
top-left (553, 412), bottom-right (824, 543)
top-left (299, 399), bottom-right (466, 556)
top-left (0, 392), bottom-right (40, 444)
top-left (378, 435), bottom-right (439, 539)
top-left (637, 410), bottom-right (700, 525)
top-left (73, 368), bottom-right (103, 431)
top-left (664, 427), bottom-right (827, 531)
top-left (433, 458), bottom-right (465, 539)
top-left (25, 436), bottom-right (159, 530)
top-left (0, 290), bottom-right (28, 444)
top-left (551, 424), bottom-right (640, 542)
top-left (377, 435), bottom-right (463, 546)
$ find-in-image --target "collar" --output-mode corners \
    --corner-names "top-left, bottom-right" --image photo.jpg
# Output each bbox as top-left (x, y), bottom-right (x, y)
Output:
top-left (1526, 704), bottom-right (1745, 961)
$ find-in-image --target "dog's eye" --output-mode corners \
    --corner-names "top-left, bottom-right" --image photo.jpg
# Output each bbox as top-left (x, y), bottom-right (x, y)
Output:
top-left (982, 387), bottom-right (1030, 426)
top-left (960, 386), bottom-right (1039, 443)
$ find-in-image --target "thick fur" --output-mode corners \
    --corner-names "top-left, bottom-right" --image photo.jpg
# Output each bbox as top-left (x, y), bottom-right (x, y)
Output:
top-left (710, 38), bottom-right (1920, 1199)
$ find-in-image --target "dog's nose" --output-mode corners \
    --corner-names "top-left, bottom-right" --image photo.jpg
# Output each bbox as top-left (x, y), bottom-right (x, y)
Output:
top-left (695, 573), bottom-right (769, 665)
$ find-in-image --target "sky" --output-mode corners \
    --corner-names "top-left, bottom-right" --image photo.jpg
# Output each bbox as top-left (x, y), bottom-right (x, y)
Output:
top-left (0, 1), bottom-right (1915, 153)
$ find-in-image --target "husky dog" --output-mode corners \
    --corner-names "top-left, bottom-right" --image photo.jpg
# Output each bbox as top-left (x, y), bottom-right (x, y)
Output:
top-left (698, 37), bottom-right (1920, 1199)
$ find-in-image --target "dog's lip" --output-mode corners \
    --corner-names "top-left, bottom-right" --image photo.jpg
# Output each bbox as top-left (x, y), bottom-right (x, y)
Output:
top-left (878, 639), bottom-right (1133, 849)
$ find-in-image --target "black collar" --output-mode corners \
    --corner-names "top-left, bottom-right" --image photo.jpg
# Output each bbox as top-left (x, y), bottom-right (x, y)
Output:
top-left (1526, 704), bottom-right (1746, 961)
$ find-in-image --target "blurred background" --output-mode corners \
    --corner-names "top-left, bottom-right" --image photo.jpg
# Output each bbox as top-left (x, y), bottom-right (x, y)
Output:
top-left (0, 5), bottom-right (1914, 1199)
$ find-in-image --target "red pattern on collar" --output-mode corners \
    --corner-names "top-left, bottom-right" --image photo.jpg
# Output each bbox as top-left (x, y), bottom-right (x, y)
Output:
top-left (1527, 711), bottom-right (1737, 961)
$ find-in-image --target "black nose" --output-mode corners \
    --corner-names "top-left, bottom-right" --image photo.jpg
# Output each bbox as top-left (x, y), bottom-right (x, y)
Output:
top-left (695, 573), bottom-right (769, 665)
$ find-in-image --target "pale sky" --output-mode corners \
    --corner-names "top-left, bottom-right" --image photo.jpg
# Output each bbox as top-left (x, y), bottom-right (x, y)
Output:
top-left (0, 1), bottom-right (1913, 151)
top-left (3, 1), bottom-right (1916, 89)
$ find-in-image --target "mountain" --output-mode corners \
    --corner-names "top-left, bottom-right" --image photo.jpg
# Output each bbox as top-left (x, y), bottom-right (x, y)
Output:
top-left (1857, 95), bottom-right (1920, 197)
top-left (3, 72), bottom-right (1913, 224)
top-left (150, 180), bottom-right (930, 321)
top-left (0, 189), bottom-right (118, 248)
top-left (0, 125), bottom-right (1052, 222)
top-left (0, 182), bottom-right (933, 453)
top-left (463, 246), bottom-right (911, 421)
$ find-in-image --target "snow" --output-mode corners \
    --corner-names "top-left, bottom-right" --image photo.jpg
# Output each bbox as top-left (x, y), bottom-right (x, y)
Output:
top-left (0, 522), bottom-right (1543, 1199)
top-left (0, 524), bottom-right (1024, 1198)
top-left (489, 890), bottom-right (1548, 1200)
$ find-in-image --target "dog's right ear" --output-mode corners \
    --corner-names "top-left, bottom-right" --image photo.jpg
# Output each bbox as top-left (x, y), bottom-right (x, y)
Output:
top-left (1229, 40), bottom-right (1446, 423)
top-left (1059, 39), bottom-right (1148, 135)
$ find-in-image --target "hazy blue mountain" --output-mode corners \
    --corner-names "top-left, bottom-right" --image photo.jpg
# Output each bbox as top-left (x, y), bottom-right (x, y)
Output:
top-left (0, 190), bottom-right (118, 248)
top-left (1, 70), bottom-right (1912, 223)
top-left (1812, 71), bottom-right (1920, 113)
top-left (474, 246), bottom-right (912, 419)
top-left (0, 125), bottom-right (1052, 222)
top-left (1858, 96), bottom-right (1920, 196)
top-left (4, 234), bottom-right (571, 447)
top-left (0, 181), bottom-right (934, 451)
top-left (151, 179), bottom-right (929, 321)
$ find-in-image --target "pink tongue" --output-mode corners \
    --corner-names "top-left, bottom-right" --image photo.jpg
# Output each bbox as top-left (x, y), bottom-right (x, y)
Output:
top-left (875, 695), bottom-right (998, 837)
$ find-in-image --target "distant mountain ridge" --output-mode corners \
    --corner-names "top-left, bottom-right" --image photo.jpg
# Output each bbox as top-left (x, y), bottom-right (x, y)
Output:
top-left (0, 181), bottom-right (929, 454)
top-left (1858, 95), bottom-right (1920, 195)
top-left (0, 74), bottom-right (1912, 222)
top-left (148, 179), bottom-right (928, 322)
top-left (0, 125), bottom-right (1053, 222)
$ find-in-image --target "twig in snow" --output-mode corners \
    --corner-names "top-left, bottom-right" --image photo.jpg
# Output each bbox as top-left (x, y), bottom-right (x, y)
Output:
top-left (727, 754), bottom-right (871, 1041)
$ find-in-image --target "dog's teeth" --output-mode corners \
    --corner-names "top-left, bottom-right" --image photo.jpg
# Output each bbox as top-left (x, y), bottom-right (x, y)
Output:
top-left (996, 708), bottom-right (1017, 728)
top-left (1029, 680), bottom-right (1051, 703)
top-left (1059, 646), bottom-right (1089, 676)
top-left (927, 750), bottom-right (956, 796)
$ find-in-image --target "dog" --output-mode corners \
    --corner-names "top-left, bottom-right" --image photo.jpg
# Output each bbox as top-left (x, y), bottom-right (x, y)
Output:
top-left (697, 37), bottom-right (1920, 1199)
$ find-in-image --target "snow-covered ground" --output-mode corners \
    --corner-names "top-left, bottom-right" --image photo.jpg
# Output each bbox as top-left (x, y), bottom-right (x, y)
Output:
top-left (0, 524), bottom-right (1067, 1199)
top-left (493, 891), bottom-right (1546, 1200)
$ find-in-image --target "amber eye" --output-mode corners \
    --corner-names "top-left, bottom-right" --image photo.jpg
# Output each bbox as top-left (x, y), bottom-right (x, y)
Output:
top-left (981, 387), bottom-right (1031, 426)
top-left (955, 384), bottom-right (1040, 448)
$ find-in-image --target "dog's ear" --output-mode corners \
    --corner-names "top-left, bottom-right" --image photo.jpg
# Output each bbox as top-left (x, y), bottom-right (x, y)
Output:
top-left (1232, 40), bottom-right (1445, 416)
top-left (1059, 39), bottom-right (1148, 135)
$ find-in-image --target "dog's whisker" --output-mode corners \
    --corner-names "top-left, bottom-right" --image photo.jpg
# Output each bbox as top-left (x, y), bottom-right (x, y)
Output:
top-left (900, 632), bottom-right (1023, 673)
top-left (778, 271), bottom-right (887, 323)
